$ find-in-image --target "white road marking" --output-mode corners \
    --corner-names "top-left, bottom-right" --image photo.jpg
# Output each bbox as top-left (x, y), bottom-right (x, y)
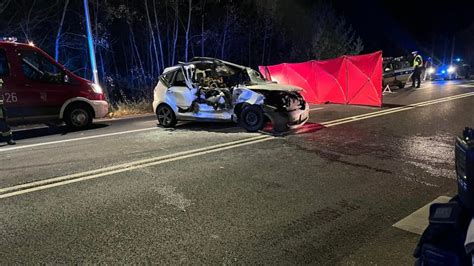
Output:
top-left (393, 196), bottom-right (451, 235)
top-left (0, 135), bottom-right (267, 195)
top-left (322, 92), bottom-right (474, 127)
top-left (1, 92), bottom-right (474, 199)
top-left (0, 135), bottom-right (272, 199)
top-left (309, 107), bottom-right (324, 111)
top-left (0, 127), bottom-right (158, 153)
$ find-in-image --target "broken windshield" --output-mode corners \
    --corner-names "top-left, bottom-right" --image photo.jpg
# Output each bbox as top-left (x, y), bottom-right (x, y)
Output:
top-left (245, 68), bottom-right (269, 85)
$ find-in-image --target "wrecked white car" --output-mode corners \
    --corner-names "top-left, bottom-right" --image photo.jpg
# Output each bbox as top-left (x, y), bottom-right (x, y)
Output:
top-left (152, 57), bottom-right (309, 132)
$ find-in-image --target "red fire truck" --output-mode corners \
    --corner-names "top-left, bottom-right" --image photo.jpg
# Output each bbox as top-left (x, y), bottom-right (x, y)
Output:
top-left (0, 39), bottom-right (108, 129)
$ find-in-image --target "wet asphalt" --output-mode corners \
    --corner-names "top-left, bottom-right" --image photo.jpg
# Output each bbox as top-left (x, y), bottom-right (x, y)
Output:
top-left (1, 80), bottom-right (474, 264)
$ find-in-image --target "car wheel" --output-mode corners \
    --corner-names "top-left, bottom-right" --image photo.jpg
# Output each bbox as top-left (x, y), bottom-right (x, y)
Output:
top-left (157, 104), bottom-right (177, 128)
top-left (64, 103), bottom-right (93, 130)
top-left (398, 83), bottom-right (406, 89)
top-left (239, 105), bottom-right (265, 132)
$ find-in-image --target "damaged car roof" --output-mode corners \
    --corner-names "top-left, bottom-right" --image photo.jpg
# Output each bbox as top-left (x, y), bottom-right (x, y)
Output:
top-left (189, 57), bottom-right (246, 70)
top-left (163, 57), bottom-right (244, 75)
top-left (162, 57), bottom-right (303, 92)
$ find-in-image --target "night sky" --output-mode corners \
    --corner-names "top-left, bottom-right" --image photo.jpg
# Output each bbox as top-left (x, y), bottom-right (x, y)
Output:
top-left (328, 0), bottom-right (474, 58)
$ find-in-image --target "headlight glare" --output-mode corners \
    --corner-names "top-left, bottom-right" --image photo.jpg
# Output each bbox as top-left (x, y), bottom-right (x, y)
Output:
top-left (91, 83), bottom-right (103, 94)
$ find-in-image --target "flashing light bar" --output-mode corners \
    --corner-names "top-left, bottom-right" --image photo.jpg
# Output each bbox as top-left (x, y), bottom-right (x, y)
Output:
top-left (2, 37), bottom-right (17, 42)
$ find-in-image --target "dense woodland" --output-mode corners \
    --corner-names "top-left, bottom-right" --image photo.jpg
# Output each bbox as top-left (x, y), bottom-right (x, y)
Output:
top-left (0, 0), bottom-right (364, 101)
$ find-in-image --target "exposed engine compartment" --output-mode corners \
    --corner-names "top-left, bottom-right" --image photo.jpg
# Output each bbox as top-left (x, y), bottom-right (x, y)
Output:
top-left (179, 60), bottom-right (306, 114)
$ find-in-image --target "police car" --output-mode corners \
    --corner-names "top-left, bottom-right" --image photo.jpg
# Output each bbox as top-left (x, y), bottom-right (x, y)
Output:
top-left (427, 58), bottom-right (471, 81)
top-left (383, 57), bottom-right (413, 89)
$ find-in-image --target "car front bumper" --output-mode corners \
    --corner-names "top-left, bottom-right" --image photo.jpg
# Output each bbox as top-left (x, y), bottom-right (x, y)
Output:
top-left (91, 100), bottom-right (109, 118)
top-left (264, 104), bottom-right (310, 132)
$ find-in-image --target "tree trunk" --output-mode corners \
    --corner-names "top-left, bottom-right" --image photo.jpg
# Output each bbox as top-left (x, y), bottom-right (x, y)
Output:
top-left (152, 0), bottom-right (165, 71)
top-left (171, 0), bottom-right (179, 65)
top-left (184, 0), bottom-right (192, 62)
top-left (129, 25), bottom-right (144, 77)
top-left (55, 0), bottom-right (69, 62)
top-left (145, 0), bottom-right (160, 75)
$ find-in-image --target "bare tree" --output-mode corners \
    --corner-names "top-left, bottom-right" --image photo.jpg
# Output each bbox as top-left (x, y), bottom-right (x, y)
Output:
top-left (0, 0), bottom-right (364, 101)
top-left (152, 0), bottom-right (165, 71)
top-left (55, 0), bottom-right (69, 61)
top-left (171, 0), bottom-right (179, 65)
top-left (145, 0), bottom-right (160, 75)
top-left (184, 0), bottom-right (192, 61)
top-left (200, 0), bottom-right (206, 56)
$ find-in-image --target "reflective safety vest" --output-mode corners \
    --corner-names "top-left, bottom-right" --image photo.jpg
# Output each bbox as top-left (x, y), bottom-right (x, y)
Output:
top-left (413, 55), bottom-right (423, 68)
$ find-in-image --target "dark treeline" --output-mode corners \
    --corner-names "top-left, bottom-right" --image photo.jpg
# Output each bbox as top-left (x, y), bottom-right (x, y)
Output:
top-left (0, 0), bottom-right (363, 101)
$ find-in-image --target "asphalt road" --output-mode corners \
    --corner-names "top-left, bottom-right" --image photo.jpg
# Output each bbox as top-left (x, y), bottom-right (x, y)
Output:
top-left (1, 80), bottom-right (474, 264)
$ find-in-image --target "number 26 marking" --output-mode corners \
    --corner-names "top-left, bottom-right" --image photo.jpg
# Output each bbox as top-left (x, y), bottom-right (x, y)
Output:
top-left (4, 93), bottom-right (18, 103)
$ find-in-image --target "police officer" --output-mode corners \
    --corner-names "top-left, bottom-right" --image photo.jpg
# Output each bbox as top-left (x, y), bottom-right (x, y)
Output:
top-left (412, 51), bottom-right (423, 88)
top-left (0, 79), bottom-right (15, 145)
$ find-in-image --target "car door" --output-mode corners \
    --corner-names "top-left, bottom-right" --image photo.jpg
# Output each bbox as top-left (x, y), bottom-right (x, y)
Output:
top-left (17, 48), bottom-right (71, 121)
top-left (394, 61), bottom-right (413, 84)
top-left (167, 68), bottom-right (195, 108)
top-left (383, 62), bottom-right (396, 86)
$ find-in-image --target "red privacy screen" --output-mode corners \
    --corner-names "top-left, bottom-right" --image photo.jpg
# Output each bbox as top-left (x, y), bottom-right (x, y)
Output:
top-left (259, 51), bottom-right (383, 107)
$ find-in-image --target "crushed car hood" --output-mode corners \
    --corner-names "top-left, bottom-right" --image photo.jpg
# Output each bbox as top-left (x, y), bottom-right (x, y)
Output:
top-left (246, 83), bottom-right (303, 92)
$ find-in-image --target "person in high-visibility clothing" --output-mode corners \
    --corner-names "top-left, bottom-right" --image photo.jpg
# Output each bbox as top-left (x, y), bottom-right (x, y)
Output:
top-left (412, 51), bottom-right (423, 88)
top-left (0, 79), bottom-right (15, 145)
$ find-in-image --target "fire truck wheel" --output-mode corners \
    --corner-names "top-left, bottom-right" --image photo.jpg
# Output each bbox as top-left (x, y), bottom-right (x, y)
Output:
top-left (64, 102), bottom-right (93, 129)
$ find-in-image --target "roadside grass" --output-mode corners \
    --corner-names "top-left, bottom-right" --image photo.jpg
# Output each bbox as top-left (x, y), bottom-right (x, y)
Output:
top-left (107, 99), bottom-right (153, 118)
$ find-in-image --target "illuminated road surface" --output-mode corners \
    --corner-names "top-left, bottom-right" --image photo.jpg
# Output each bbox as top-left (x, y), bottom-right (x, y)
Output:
top-left (1, 80), bottom-right (473, 264)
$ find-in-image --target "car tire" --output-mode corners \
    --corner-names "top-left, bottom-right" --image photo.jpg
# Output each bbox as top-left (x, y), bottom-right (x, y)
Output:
top-left (64, 103), bottom-right (93, 130)
top-left (398, 83), bottom-right (406, 89)
top-left (156, 104), bottom-right (177, 128)
top-left (239, 105), bottom-right (265, 132)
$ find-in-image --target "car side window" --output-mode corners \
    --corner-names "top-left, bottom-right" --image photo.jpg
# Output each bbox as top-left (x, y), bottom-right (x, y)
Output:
top-left (0, 49), bottom-right (9, 77)
top-left (393, 62), bottom-right (401, 70)
top-left (384, 63), bottom-right (393, 72)
top-left (173, 69), bottom-right (187, 87)
top-left (162, 71), bottom-right (174, 86)
top-left (20, 50), bottom-right (62, 83)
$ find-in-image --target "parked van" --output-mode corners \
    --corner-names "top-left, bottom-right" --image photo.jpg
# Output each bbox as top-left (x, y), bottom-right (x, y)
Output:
top-left (0, 40), bottom-right (108, 129)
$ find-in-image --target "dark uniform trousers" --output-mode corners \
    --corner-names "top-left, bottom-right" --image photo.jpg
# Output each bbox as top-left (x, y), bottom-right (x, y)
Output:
top-left (412, 67), bottom-right (422, 88)
top-left (0, 101), bottom-right (13, 143)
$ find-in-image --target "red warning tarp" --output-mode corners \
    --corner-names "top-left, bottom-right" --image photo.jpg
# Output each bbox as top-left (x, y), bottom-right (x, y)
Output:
top-left (259, 51), bottom-right (383, 107)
